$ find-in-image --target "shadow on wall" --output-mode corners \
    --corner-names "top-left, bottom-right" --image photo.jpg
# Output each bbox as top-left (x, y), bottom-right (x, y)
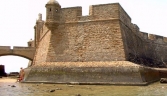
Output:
top-left (128, 53), bottom-right (167, 68)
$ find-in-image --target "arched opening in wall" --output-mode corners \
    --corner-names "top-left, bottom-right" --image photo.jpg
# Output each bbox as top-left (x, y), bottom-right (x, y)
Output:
top-left (0, 55), bottom-right (30, 74)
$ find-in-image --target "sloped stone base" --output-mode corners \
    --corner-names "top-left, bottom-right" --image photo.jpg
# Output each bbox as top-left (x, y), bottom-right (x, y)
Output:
top-left (23, 61), bottom-right (160, 85)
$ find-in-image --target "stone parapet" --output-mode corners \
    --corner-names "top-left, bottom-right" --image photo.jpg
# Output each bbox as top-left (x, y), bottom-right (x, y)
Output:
top-left (61, 7), bottom-right (82, 23)
top-left (24, 61), bottom-right (159, 85)
top-left (59, 3), bottom-right (131, 26)
top-left (164, 37), bottom-right (167, 42)
top-left (139, 32), bottom-right (148, 40)
top-left (136, 31), bottom-right (167, 44)
top-left (0, 46), bottom-right (10, 50)
top-left (148, 34), bottom-right (167, 44)
top-left (148, 34), bottom-right (156, 40)
top-left (13, 46), bottom-right (35, 50)
top-left (155, 35), bottom-right (164, 44)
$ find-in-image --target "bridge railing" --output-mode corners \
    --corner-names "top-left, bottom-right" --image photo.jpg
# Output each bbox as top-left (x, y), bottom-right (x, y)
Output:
top-left (0, 46), bottom-right (10, 50)
top-left (13, 46), bottom-right (35, 50)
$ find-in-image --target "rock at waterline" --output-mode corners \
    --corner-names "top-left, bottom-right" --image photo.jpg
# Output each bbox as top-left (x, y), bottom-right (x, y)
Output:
top-left (75, 94), bottom-right (81, 96)
top-left (11, 85), bottom-right (16, 87)
top-left (160, 78), bottom-right (167, 83)
top-left (50, 89), bottom-right (55, 92)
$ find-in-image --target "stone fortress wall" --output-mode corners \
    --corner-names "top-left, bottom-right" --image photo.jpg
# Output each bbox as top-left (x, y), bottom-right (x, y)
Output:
top-left (34, 3), bottom-right (130, 65)
top-left (141, 32), bottom-right (167, 44)
top-left (36, 3), bottom-right (130, 40)
top-left (34, 2), bottom-right (167, 67)
top-left (24, 1), bottom-right (167, 85)
top-left (122, 21), bottom-right (167, 67)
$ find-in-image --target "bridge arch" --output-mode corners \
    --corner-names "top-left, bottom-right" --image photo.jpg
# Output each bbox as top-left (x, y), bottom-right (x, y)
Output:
top-left (0, 54), bottom-right (33, 61)
top-left (0, 46), bottom-right (35, 61)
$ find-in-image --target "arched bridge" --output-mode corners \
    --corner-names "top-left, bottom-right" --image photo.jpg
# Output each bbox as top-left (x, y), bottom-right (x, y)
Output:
top-left (0, 46), bottom-right (35, 60)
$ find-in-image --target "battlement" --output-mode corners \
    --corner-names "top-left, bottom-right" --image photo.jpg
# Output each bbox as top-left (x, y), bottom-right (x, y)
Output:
top-left (148, 34), bottom-right (156, 40)
top-left (148, 34), bottom-right (166, 44)
top-left (34, 2), bottom-right (133, 46)
top-left (164, 37), bottom-right (167, 42)
top-left (130, 23), bottom-right (167, 44)
top-left (132, 24), bottom-right (139, 33)
top-left (60, 3), bottom-right (131, 25)
top-left (139, 32), bottom-right (148, 40)
top-left (88, 3), bottom-right (119, 19)
top-left (61, 6), bottom-right (82, 22)
top-left (138, 32), bottom-right (167, 44)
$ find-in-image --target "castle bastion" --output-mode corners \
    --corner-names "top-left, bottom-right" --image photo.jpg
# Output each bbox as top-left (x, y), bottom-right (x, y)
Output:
top-left (23, 0), bottom-right (167, 85)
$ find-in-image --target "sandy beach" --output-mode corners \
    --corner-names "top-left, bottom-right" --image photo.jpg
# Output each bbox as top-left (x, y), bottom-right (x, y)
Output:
top-left (0, 77), bottom-right (17, 83)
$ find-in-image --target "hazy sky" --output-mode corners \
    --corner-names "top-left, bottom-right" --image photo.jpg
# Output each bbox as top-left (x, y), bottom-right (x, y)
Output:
top-left (0, 0), bottom-right (167, 73)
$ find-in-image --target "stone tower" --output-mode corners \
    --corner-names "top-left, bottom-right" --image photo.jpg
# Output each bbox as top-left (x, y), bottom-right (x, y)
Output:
top-left (34, 13), bottom-right (44, 47)
top-left (45, 0), bottom-right (61, 30)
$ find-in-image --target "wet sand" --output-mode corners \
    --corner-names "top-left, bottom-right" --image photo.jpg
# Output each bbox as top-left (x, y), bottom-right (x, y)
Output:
top-left (0, 77), bottom-right (167, 96)
top-left (0, 77), bottom-right (17, 83)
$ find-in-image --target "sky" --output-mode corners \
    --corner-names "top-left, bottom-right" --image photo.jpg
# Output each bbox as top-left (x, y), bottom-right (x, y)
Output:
top-left (0, 0), bottom-right (167, 73)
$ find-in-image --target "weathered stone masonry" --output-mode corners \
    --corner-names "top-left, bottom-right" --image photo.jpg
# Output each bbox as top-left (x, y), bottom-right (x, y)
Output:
top-left (34, 3), bottom-right (127, 63)
top-left (24, 0), bottom-right (167, 85)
